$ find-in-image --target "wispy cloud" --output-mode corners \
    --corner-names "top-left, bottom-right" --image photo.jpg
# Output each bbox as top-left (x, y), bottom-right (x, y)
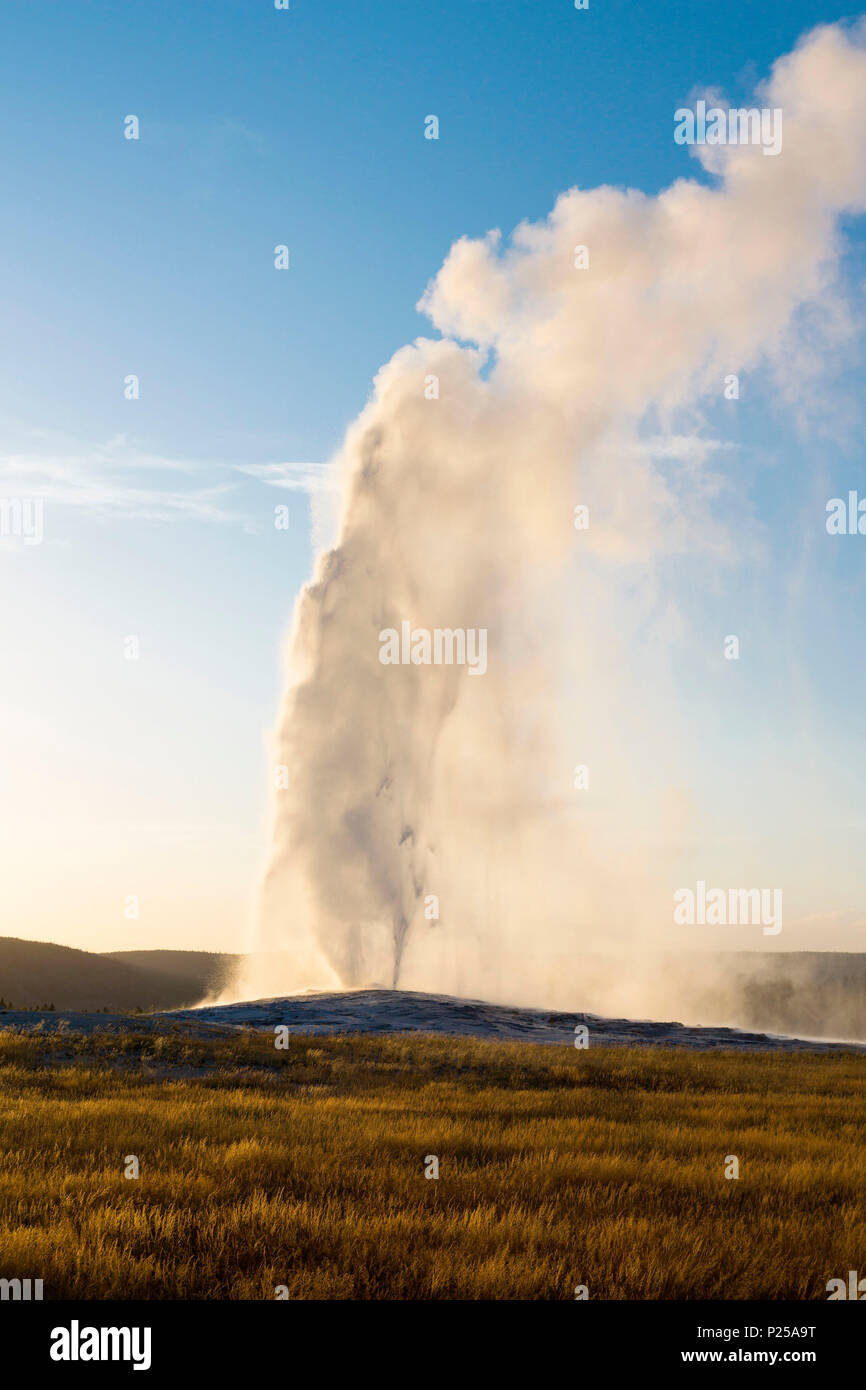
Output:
top-left (0, 442), bottom-right (243, 525)
top-left (0, 436), bottom-right (338, 528)
top-left (643, 434), bottom-right (737, 467)
top-left (235, 462), bottom-right (335, 493)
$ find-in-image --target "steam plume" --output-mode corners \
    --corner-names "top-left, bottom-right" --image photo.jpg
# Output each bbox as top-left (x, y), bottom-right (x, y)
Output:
top-left (236, 23), bottom-right (866, 1007)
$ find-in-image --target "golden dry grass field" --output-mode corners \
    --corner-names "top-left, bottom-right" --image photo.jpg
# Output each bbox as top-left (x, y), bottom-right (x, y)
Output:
top-left (0, 1029), bottom-right (863, 1300)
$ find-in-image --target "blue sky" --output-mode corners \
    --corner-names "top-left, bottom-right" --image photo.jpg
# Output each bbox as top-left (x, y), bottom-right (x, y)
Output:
top-left (1, 0), bottom-right (865, 953)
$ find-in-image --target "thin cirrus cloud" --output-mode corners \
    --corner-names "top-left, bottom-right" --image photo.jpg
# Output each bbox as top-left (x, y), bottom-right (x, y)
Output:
top-left (235, 462), bottom-right (334, 493)
top-left (0, 438), bottom-right (333, 529)
top-left (0, 439), bottom-right (239, 525)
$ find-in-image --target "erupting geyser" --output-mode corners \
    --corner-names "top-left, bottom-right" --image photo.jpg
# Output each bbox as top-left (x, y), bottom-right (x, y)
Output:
top-left (236, 23), bottom-right (866, 1008)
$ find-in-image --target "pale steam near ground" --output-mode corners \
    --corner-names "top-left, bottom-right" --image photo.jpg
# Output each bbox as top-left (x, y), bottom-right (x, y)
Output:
top-left (227, 23), bottom-right (866, 1023)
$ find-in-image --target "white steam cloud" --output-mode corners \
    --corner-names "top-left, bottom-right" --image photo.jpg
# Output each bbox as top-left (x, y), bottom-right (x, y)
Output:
top-left (234, 23), bottom-right (866, 1010)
